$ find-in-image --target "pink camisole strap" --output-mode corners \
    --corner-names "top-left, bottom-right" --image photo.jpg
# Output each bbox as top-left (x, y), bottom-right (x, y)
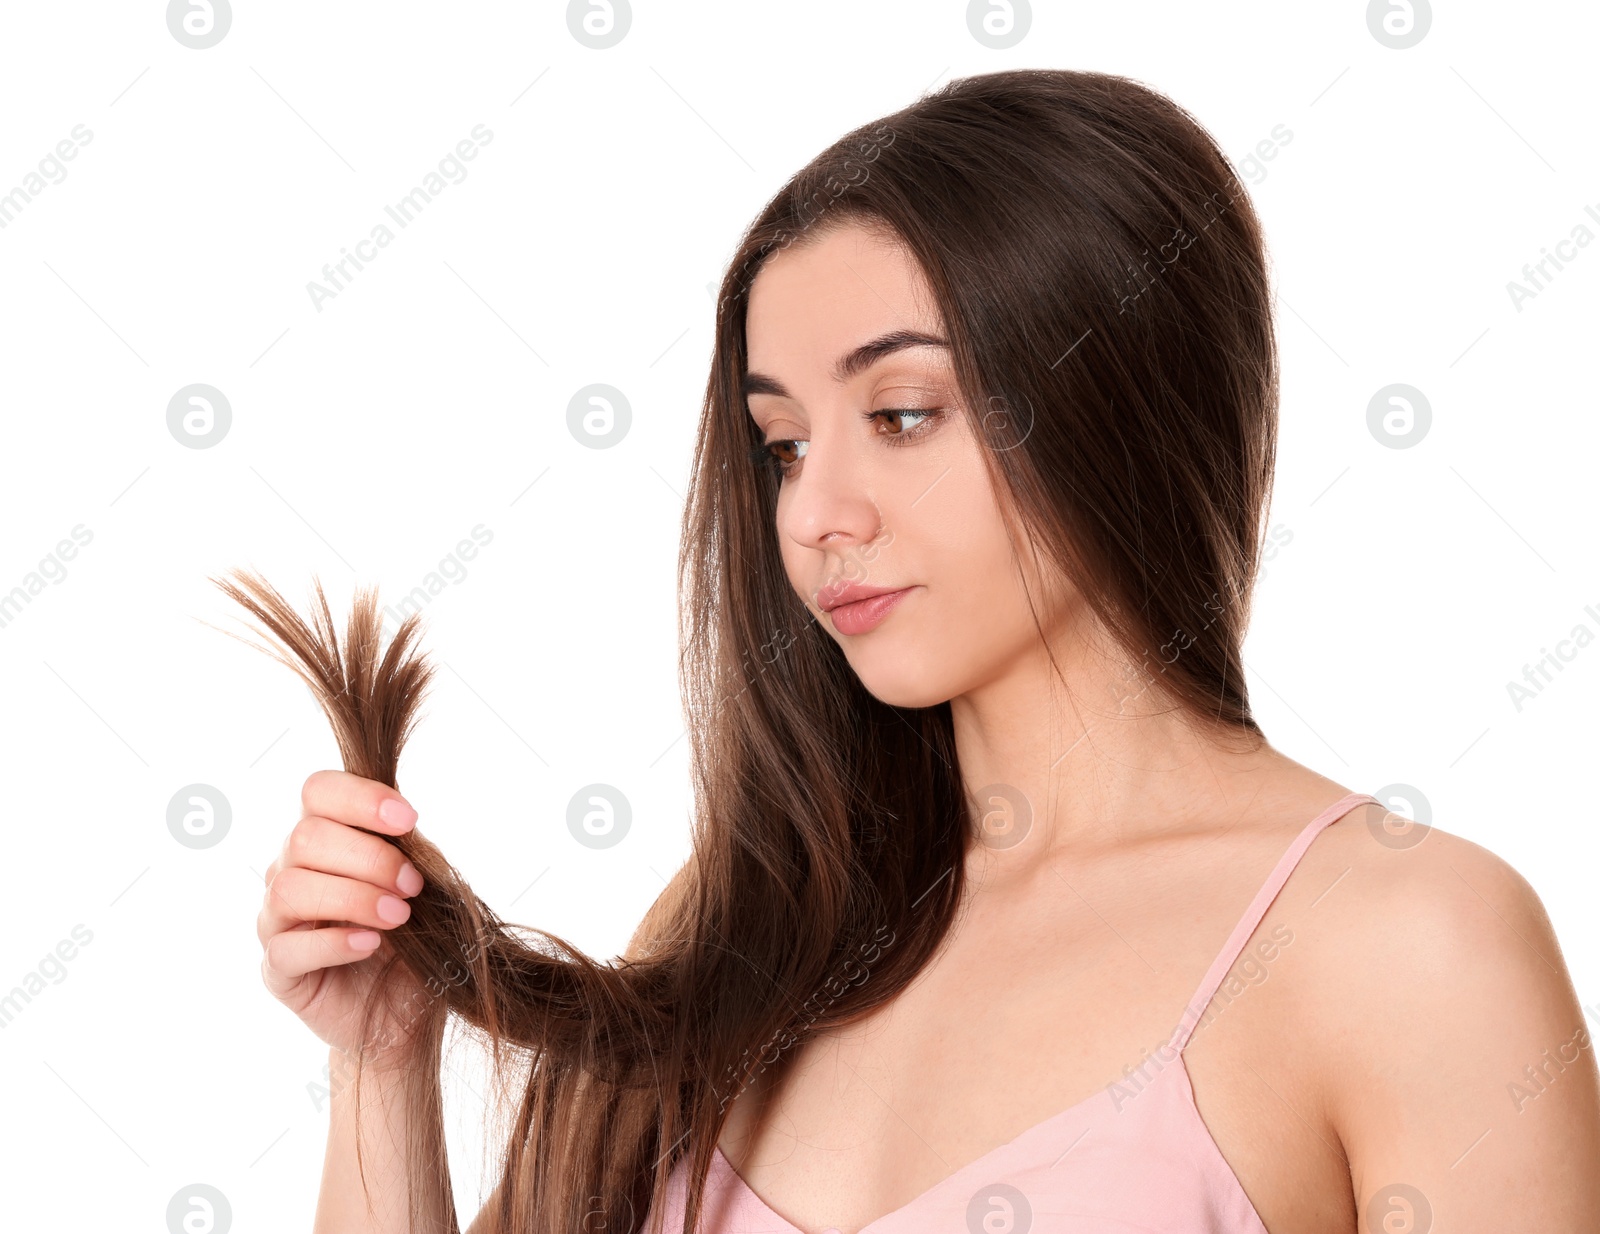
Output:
top-left (642, 789), bottom-right (1388, 1234)
top-left (1166, 789), bottom-right (1383, 1053)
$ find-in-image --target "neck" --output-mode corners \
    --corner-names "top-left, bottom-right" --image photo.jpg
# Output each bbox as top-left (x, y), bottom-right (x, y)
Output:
top-left (948, 619), bottom-right (1282, 867)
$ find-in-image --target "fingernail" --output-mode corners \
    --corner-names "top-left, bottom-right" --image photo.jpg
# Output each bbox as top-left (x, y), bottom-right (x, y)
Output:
top-left (376, 895), bottom-right (411, 925)
top-left (396, 862), bottom-right (423, 897)
top-left (349, 930), bottom-right (380, 950)
top-left (379, 797), bottom-right (417, 831)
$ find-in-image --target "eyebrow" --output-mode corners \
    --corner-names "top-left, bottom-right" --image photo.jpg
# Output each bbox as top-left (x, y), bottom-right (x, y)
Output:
top-left (740, 328), bottom-right (950, 400)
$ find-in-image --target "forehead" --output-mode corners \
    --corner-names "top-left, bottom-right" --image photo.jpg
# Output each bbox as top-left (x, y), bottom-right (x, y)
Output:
top-left (744, 222), bottom-right (942, 370)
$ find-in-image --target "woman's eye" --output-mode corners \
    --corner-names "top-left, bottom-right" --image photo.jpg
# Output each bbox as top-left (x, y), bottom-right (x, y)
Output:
top-left (749, 409), bottom-right (943, 480)
top-left (875, 409), bottom-right (930, 434)
top-left (870, 408), bottom-right (944, 440)
top-left (749, 437), bottom-right (807, 476)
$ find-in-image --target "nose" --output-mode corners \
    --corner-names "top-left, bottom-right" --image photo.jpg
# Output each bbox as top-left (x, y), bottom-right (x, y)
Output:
top-left (775, 419), bottom-right (884, 561)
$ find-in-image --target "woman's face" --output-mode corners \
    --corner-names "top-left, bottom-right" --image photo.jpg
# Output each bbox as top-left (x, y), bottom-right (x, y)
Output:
top-left (743, 219), bottom-right (1075, 709)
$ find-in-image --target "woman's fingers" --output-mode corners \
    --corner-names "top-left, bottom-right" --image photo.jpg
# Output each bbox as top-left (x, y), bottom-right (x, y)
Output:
top-left (254, 772), bottom-right (432, 1057)
top-left (279, 813), bottom-right (423, 900)
top-left (261, 922), bottom-right (387, 996)
top-left (258, 863), bottom-right (416, 946)
top-left (301, 769), bottom-right (418, 837)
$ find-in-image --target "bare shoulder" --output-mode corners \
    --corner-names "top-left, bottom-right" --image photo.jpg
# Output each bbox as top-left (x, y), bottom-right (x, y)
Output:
top-left (1301, 799), bottom-right (1564, 965)
top-left (1284, 800), bottom-right (1600, 1227)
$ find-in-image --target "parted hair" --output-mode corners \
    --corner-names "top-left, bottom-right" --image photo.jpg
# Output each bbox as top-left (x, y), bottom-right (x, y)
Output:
top-left (214, 65), bottom-right (1278, 1232)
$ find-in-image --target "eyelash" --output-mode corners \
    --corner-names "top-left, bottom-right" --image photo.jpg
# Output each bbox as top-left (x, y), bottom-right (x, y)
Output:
top-left (749, 408), bottom-right (945, 478)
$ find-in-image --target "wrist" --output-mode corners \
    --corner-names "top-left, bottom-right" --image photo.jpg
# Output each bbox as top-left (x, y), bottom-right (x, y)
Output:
top-left (328, 1042), bottom-right (413, 1087)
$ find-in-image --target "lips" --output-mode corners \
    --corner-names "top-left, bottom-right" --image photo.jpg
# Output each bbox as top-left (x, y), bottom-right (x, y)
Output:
top-left (818, 583), bottom-right (916, 636)
top-left (817, 581), bottom-right (909, 612)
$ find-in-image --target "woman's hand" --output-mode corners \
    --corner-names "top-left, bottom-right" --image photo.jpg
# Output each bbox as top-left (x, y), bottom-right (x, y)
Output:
top-left (258, 770), bottom-right (429, 1069)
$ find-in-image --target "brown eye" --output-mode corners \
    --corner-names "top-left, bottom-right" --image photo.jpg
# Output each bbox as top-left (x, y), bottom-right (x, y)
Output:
top-left (869, 408), bottom-right (941, 438)
top-left (747, 437), bottom-right (808, 477)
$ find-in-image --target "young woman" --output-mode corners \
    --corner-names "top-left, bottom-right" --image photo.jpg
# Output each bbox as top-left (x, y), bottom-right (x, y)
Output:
top-left (246, 69), bottom-right (1600, 1233)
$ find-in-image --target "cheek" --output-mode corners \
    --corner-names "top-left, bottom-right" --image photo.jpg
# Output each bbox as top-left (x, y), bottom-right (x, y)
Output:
top-left (938, 519), bottom-right (1034, 641)
top-left (917, 436), bottom-right (1013, 567)
top-left (779, 537), bottom-right (810, 606)
top-left (940, 472), bottom-right (1086, 669)
top-left (914, 453), bottom-right (1038, 631)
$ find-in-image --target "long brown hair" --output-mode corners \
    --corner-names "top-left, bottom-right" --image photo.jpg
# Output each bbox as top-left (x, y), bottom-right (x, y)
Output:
top-left (212, 66), bottom-right (1278, 1232)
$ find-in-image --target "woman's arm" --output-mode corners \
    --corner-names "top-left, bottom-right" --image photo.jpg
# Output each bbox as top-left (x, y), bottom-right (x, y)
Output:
top-left (1326, 828), bottom-right (1600, 1229)
top-left (313, 1048), bottom-right (446, 1234)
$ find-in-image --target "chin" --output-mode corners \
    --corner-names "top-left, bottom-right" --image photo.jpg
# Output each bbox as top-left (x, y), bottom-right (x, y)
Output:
top-left (845, 654), bottom-right (961, 711)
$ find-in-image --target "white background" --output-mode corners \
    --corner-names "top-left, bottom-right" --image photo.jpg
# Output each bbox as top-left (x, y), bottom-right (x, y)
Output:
top-left (0, 1), bottom-right (1595, 1229)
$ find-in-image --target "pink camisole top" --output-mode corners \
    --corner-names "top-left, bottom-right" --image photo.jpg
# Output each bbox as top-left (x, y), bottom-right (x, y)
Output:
top-left (641, 791), bottom-right (1383, 1234)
